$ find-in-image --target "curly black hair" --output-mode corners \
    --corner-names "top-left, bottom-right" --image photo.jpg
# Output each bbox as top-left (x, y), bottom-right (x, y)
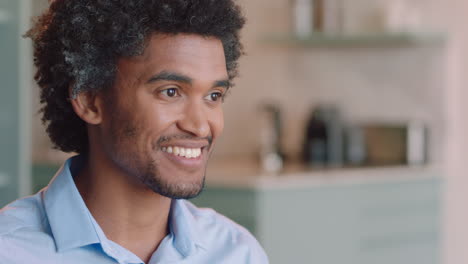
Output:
top-left (27, 0), bottom-right (245, 154)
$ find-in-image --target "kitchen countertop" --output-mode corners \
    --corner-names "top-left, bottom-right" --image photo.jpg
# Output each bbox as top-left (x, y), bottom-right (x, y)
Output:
top-left (205, 157), bottom-right (442, 190)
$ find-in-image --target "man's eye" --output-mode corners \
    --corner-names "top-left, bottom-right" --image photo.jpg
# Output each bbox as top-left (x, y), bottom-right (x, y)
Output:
top-left (160, 88), bottom-right (179, 97)
top-left (205, 92), bottom-right (223, 102)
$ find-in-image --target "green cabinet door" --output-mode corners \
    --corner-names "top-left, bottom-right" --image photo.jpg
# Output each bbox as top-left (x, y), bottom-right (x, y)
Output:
top-left (192, 175), bottom-right (441, 264)
top-left (0, 0), bottom-right (31, 207)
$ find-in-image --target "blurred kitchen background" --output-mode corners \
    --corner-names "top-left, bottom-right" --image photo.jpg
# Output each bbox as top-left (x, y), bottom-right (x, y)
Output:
top-left (2, 0), bottom-right (468, 263)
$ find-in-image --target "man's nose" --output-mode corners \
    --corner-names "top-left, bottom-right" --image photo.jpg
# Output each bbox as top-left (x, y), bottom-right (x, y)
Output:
top-left (177, 101), bottom-right (210, 138)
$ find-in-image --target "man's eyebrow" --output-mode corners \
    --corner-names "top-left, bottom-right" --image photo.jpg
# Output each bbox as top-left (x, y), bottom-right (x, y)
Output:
top-left (147, 71), bottom-right (192, 84)
top-left (213, 80), bottom-right (230, 89)
top-left (147, 70), bottom-right (230, 89)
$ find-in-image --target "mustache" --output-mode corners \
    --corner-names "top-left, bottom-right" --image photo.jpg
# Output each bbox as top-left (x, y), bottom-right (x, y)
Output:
top-left (155, 134), bottom-right (213, 148)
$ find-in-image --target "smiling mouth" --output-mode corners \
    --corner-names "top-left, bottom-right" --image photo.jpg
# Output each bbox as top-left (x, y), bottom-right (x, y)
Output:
top-left (161, 146), bottom-right (203, 159)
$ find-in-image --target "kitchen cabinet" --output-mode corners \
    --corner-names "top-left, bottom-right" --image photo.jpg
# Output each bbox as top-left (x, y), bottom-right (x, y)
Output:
top-left (192, 163), bottom-right (441, 264)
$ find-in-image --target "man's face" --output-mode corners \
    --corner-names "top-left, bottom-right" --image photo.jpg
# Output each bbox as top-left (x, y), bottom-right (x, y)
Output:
top-left (100, 33), bottom-right (228, 199)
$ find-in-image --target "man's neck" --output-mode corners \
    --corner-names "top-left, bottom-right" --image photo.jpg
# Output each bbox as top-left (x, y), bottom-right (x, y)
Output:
top-left (74, 153), bottom-right (171, 263)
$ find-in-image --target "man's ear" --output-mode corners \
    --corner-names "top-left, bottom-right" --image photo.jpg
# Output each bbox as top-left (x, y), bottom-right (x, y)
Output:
top-left (70, 90), bottom-right (104, 125)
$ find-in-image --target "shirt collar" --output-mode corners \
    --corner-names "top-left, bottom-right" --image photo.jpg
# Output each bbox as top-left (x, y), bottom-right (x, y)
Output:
top-left (43, 155), bottom-right (100, 252)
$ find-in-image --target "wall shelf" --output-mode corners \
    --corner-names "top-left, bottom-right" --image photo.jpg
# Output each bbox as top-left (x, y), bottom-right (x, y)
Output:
top-left (262, 32), bottom-right (446, 48)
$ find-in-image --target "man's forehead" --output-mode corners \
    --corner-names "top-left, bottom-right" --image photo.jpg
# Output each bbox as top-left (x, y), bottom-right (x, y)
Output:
top-left (144, 33), bottom-right (224, 59)
top-left (116, 33), bottom-right (228, 85)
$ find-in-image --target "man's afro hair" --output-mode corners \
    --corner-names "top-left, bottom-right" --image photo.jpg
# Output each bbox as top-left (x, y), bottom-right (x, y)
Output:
top-left (26, 0), bottom-right (245, 154)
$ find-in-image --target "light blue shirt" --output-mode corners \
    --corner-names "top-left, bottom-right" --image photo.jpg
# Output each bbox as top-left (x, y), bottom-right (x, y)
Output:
top-left (0, 156), bottom-right (268, 264)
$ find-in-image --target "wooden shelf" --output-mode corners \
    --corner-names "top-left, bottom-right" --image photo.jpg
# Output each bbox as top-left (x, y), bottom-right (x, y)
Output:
top-left (262, 32), bottom-right (446, 48)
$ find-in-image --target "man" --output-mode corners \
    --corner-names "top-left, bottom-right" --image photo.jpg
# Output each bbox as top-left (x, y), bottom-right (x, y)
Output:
top-left (0, 0), bottom-right (268, 263)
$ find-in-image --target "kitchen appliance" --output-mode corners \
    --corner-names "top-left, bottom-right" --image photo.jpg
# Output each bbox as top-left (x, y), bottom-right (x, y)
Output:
top-left (258, 103), bottom-right (284, 173)
top-left (303, 105), bottom-right (344, 168)
top-left (351, 122), bottom-right (429, 166)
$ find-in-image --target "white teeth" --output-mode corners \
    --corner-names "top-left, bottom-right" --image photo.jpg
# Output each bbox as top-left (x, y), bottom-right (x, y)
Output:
top-left (162, 146), bottom-right (202, 159)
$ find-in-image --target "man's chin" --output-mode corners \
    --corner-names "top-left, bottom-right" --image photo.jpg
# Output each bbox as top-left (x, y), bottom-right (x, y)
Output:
top-left (152, 183), bottom-right (205, 200)
top-left (142, 175), bottom-right (206, 200)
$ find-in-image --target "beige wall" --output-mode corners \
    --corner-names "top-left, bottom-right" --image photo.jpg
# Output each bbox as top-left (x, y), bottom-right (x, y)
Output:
top-left (425, 0), bottom-right (468, 263)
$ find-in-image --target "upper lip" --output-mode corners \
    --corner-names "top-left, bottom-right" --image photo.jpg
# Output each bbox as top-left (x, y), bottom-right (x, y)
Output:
top-left (159, 141), bottom-right (209, 149)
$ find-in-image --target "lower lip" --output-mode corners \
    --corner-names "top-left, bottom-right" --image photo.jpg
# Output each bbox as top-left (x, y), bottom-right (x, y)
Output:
top-left (161, 149), bottom-right (205, 168)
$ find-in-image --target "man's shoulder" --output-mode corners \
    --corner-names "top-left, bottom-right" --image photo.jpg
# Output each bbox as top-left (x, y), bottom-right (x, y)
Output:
top-left (182, 200), bottom-right (269, 262)
top-left (183, 200), bottom-right (251, 239)
top-left (0, 192), bottom-right (47, 237)
top-left (0, 192), bottom-right (58, 264)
